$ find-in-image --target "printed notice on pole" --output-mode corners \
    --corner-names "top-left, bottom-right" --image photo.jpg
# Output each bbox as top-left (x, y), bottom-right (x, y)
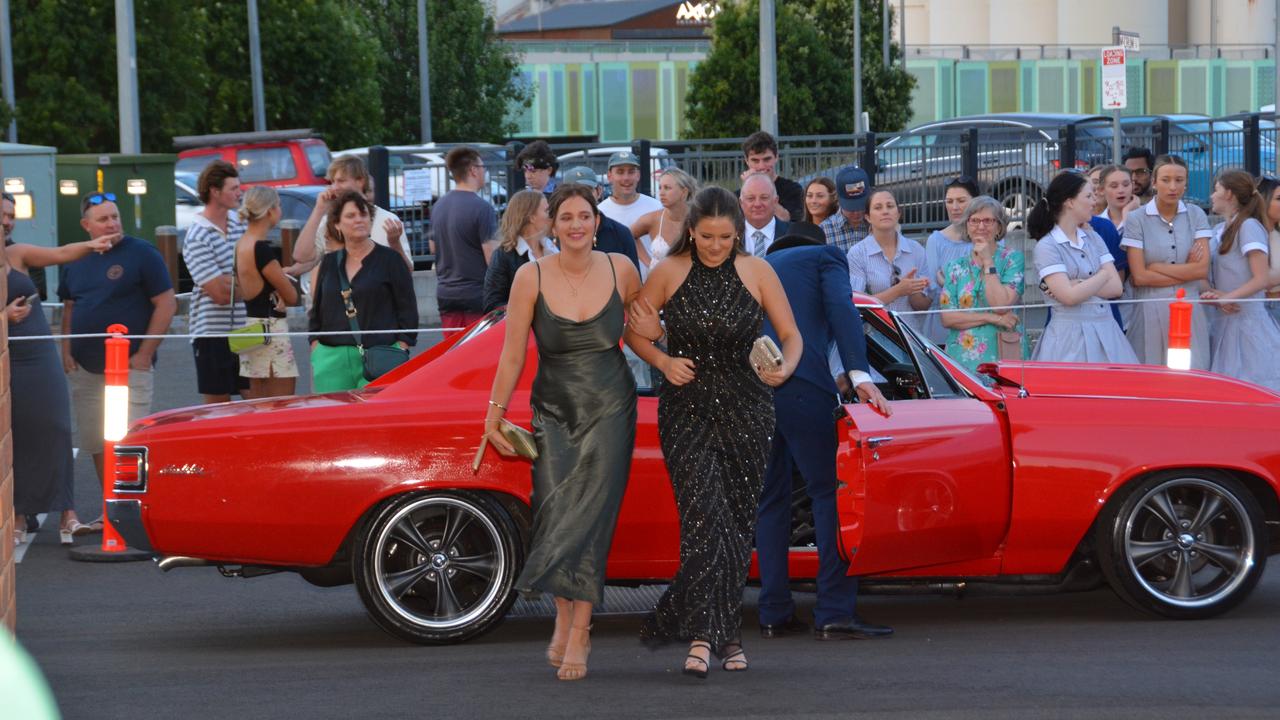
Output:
top-left (403, 169), bottom-right (433, 204)
top-left (1101, 46), bottom-right (1127, 110)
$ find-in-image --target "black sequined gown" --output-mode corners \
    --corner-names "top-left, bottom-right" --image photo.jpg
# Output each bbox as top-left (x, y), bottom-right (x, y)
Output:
top-left (640, 247), bottom-right (775, 650)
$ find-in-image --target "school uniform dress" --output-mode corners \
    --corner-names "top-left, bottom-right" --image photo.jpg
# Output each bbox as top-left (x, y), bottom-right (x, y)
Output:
top-left (846, 233), bottom-right (930, 331)
top-left (1208, 218), bottom-right (1280, 392)
top-left (1121, 200), bottom-right (1212, 368)
top-left (1032, 225), bottom-right (1138, 364)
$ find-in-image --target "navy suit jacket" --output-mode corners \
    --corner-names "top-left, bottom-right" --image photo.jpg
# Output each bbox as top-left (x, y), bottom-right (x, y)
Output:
top-left (594, 215), bottom-right (641, 272)
top-left (763, 244), bottom-right (871, 396)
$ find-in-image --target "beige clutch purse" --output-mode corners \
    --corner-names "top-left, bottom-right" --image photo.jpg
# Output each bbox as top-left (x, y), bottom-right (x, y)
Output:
top-left (473, 420), bottom-right (539, 473)
top-left (750, 335), bottom-right (783, 371)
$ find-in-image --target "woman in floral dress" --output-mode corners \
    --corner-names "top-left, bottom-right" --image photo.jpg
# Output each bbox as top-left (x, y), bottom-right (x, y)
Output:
top-left (939, 196), bottom-right (1027, 370)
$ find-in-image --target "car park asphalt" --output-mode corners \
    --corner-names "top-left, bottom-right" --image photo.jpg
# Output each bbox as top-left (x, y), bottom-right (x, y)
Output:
top-left (13, 336), bottom-right (1280, 719)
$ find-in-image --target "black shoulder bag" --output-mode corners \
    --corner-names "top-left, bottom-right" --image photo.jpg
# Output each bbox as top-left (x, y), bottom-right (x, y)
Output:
top-left (335, 249), bottom-right (410, 381)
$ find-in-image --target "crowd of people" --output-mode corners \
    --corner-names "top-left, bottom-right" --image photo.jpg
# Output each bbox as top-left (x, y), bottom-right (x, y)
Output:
top-left (9, 127), bottom-right (1280, 677)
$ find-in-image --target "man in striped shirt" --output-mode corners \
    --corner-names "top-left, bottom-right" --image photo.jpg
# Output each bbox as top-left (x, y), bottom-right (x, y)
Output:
top-left (182, 159), bottom-right (248, 403)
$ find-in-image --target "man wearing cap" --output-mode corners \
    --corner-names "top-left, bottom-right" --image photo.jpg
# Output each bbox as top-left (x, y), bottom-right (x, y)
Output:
top-left (820, 167), bottom-right (871, 254)
top-left (560, 165), bottom-right (641, 271)
top-left (756, 221), bottom-right (893, 643)
top-left (517, 140), bottom-right (560, 195)
top-left (741, 172), bottom-right (789, 257)
top-left (598, 150), bottom-right (662, 252)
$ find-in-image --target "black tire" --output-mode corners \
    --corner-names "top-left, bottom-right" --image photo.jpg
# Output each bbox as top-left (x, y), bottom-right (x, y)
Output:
top-left (353, 491), bottom-right (523, 644)
top-left (1095, 470), bottom-right (1268, 619)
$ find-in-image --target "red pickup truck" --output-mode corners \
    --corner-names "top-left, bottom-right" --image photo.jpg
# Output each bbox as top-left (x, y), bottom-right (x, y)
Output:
top-left (174, 129), bottom-right (332, 187)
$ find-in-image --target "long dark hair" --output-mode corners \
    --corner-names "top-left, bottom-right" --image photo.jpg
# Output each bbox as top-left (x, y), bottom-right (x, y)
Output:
top-left (668, 186), bottom-right (746, 257)
top-left (1216, 170), bottom-right (1268, 255)
top-left (802, 177), bottom-right (838, 224)
top-left (1257, 175), bottom-right (1280, 232)
top-left (1026, 171), bottom-right (1089, 240)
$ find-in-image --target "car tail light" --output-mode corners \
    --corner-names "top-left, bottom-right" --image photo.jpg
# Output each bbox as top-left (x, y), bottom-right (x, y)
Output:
top-left (113, 446), bottom-right (149, 494)
top-left (1050, 159), bottom-right (1091, 170)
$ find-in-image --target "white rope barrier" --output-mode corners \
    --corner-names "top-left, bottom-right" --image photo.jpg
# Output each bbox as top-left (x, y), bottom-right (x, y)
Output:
top-left (8, 327), bottom-right (465, 342)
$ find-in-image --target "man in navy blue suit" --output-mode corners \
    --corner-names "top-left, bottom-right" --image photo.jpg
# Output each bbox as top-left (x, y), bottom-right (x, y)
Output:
top-left (757, 222), bottom-right (895, 641)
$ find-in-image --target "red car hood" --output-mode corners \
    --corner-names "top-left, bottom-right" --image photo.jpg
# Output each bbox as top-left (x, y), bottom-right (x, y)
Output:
top-left (980, 362), bottom-right (1280, 404)
top-left (130, 389), bottom-right (382, 432)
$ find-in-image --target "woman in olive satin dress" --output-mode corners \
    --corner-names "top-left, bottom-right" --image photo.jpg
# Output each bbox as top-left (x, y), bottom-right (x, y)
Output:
top-left (483, 184), bottom-right (642, 681)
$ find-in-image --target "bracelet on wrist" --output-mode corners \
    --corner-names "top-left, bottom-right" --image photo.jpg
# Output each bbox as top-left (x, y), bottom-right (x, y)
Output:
top-left (487, 400), bottom-right (507, 411)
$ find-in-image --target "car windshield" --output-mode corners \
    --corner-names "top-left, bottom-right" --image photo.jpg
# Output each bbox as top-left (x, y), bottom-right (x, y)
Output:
top-left (449, 310), bottom-right (506, 350)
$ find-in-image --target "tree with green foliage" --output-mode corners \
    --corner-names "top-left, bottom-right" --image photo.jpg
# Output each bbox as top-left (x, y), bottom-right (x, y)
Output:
top-left (686, 0), bottom-right (915, 138)
top-left (5, 0), bottom-right (527, 153)
top-left (360, 0), bottom-right (532, 144)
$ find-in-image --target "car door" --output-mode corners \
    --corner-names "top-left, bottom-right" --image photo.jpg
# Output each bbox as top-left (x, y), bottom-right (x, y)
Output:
top-left (835, 311), bottom-right (1012, 575)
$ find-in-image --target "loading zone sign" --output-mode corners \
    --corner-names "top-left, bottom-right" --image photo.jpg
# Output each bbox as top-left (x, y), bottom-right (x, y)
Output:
top-left (1102, 46), bottom-right (1127, 110)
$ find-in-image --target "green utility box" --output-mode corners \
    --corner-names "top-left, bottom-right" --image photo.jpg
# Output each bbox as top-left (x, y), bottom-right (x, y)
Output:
top-left (55, 153), bottom-right (177, 248)
top-left (1, 142), bottom-right (59, 295)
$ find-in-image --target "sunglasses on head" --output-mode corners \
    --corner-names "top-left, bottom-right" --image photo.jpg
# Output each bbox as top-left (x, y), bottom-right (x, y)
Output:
top-left (86, 192), bottom-right (117, 205)
top-left (523, 163), bottom-right (551, 172)
top-left (891, 263), bottom-right (902, 286)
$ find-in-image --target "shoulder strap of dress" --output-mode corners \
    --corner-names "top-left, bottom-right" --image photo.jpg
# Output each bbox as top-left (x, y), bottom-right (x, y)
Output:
top-left (534, 259), bottom-right (541, 291)
top-left (606, 251), bottom-right (617, 290)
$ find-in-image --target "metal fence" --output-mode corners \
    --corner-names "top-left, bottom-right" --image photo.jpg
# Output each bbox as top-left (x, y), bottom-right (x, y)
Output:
top-left (377, 112), bottom-right (1280, 246)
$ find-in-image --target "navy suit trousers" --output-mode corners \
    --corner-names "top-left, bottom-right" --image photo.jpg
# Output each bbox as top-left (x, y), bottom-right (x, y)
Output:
top-left (755, 380), bottom-right (859, 627)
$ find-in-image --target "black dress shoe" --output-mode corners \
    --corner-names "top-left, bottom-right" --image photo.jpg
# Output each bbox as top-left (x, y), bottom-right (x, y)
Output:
top-left (759, 615), bottom-right (809, 638)
top-left (814, 617), bottom-right (894, 640)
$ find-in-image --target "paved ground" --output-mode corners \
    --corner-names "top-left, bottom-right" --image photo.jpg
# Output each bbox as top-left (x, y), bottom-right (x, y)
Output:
top-left (12, 335), bottom-right (1280, 719)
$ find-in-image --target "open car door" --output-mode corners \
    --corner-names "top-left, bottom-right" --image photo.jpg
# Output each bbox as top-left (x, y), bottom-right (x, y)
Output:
top-left (835, 311), bottom-right (1013, 576)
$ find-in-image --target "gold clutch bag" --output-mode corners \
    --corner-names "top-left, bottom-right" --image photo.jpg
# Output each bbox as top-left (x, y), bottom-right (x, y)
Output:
top-left (473, 420), bottom-right (539, 473)
top-left (749, 335), bottom-right (783, 370)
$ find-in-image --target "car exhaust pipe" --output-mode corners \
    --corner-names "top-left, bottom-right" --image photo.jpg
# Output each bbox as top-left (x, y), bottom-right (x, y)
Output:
top-left (156, 556), bottom-right (213, 572)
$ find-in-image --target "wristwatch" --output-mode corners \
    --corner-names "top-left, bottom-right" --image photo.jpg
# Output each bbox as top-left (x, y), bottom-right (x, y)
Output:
top-left (985, 266), bottom-right (998, 275)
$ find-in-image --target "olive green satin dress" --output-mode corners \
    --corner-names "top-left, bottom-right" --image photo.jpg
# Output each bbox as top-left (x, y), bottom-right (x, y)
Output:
top-left (516, 259), bottom-right (637, 604)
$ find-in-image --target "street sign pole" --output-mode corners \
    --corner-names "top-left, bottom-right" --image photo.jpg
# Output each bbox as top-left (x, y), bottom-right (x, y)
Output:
top-left (1104, 27), bottom-right (1139, 166)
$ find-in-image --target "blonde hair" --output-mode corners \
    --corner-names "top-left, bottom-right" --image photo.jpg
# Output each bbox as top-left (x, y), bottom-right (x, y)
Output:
top-left (240, 185), bottom-right (279, 224)
top-left (496, 190), bottom-right (547, 253)
top-left (659, 167), bottom-right (698, 204)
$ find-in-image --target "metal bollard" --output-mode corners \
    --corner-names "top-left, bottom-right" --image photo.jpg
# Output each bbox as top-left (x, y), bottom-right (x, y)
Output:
top-left (155, 226), bottom-right (180, 290)
top-left (279, 219), bottom-right (302, 265)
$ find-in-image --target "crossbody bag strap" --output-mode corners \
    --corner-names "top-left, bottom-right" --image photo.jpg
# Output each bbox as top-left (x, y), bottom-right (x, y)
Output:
top-left (335, 250), bottom-right (364, 351)
top-left (229, 250), bottom-right (237, 326)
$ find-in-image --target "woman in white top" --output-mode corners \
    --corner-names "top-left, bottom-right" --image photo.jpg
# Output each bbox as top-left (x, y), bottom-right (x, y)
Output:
top-left (846, 189), bottom-right (931, 330)
top-left (1252, 176), bottom-right (1280, 325)
top-left (1028, 171), bottom-right (1136, 363)
top-left (923, 176), bottom-right (979, 345)
top-left (1121, 155), bottom-right (1212, 368)
top-left (632, 168), bottom-right (697, 272)
top-left (1202, 171), bottom-right (1280, 391)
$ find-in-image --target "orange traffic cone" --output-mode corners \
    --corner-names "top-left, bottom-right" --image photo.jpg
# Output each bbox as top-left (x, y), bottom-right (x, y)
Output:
top-left (1167, 288), bottom-right (1192, 371)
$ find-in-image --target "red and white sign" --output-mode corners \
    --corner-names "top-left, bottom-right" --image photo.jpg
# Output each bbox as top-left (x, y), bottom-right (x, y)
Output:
top-left (1101, 46), bottom-right (1127, 110)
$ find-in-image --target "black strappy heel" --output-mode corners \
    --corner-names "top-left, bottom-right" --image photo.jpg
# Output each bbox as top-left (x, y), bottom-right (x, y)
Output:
top-left (683, 640), bottom-right (711, 679)
top-left (720, 641), bottom-right (749, 672)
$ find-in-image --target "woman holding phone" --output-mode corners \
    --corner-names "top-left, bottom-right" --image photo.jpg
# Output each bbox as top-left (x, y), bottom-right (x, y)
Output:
top-left (5, 231), bottom-right (111, 544)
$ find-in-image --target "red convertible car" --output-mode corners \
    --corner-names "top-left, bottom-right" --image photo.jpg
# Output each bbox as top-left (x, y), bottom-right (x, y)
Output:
top-left (107, 298), bottom-right (1280, 644)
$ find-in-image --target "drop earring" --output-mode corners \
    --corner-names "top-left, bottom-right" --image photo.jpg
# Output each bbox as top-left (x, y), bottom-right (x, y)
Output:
top-left (593, 235), bottom-right (598, 248)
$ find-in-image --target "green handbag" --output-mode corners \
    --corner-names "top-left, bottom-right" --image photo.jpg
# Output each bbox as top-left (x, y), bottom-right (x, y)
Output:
top-left (335, 250), bottom-right (410, 381)
top-left (227, 256), bottom-right (269, 354)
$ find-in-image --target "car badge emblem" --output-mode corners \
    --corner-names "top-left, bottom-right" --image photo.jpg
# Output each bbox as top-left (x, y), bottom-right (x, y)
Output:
top-left (157, 463), bottom-right (205, 476)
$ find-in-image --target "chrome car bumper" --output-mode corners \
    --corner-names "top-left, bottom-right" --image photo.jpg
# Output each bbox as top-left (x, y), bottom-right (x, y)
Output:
top-left (105, 499), bottom-right (153, 552)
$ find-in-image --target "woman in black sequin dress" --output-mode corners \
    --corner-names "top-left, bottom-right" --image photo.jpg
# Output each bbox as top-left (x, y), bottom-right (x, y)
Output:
top-left (624, 186), bottom-right (803, 678)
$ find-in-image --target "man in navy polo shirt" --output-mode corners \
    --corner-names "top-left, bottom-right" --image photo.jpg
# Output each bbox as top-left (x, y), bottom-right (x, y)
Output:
top-left (59, 192), bottom-right (176, 484)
